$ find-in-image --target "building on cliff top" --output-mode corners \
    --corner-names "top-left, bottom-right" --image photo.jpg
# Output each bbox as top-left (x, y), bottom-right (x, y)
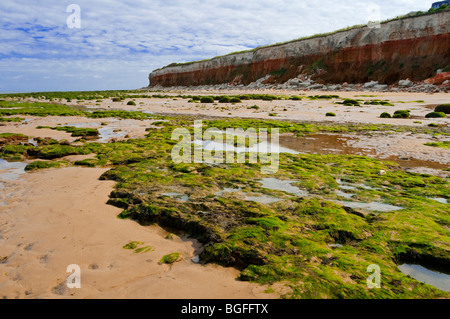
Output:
top-left (432, 1), bottom-right (450, 9)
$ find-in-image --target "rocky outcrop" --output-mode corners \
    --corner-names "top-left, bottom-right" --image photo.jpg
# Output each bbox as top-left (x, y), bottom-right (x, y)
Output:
top-left (149, 11), bottom-right (450, 88)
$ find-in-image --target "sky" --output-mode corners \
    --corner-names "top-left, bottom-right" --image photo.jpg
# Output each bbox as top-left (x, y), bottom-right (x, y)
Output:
top-left (0, 0), bottom-right (435, 93)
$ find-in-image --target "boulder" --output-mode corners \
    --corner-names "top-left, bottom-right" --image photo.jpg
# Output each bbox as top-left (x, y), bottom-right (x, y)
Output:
top-left (364, 81), bottom-right (378, 89)
top-left (424, 72), bottom-right (450, 85)
top-left (307, 84), bottom-right (325, 90)
top-left (398, 79), bottom-right (413, 87)
top-left (374, 84), bottom-right (388, 90)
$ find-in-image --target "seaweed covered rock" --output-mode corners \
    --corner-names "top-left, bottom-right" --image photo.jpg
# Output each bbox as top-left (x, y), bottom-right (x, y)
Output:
top-left (425, 112), bottom-right (446, 118)
top-left (434, 104), bottom-right (450, 114)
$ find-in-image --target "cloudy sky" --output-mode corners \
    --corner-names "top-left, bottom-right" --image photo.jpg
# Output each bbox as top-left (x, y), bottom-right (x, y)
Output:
top-left (0, 0), bottom-right (433, 92)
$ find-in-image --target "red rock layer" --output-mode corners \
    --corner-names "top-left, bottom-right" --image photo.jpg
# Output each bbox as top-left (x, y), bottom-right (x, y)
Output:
top-left (150, 31), bottom-right (450, 87)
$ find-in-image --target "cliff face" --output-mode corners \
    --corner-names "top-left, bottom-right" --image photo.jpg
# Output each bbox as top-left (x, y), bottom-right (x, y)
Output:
top-left (149, 11), bottom-right (450, 87)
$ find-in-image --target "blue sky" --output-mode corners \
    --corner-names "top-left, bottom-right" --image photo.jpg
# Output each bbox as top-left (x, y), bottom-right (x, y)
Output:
top-left (0, 0), bottom-right (434, 93)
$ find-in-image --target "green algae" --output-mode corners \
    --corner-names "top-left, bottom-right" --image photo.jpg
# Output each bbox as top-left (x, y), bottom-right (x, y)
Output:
top-left (424, 141), bottom-right (450, 149)
top-left (160, 253), bottom-right (182, 264)
top-left (0, 111), bottom-right (449, 298)
top-left (24, 160), bottom-right (67, 171)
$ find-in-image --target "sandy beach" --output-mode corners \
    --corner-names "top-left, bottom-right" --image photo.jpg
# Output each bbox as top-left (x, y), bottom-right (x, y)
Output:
top-left (0, 166), bottom-right (279, 299)
top-left (55, 90), bottom-right (450, 127)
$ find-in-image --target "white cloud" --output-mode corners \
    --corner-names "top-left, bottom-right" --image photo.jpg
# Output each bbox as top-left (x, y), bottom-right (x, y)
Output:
top-left (0, 0), bottom-right (433, 92)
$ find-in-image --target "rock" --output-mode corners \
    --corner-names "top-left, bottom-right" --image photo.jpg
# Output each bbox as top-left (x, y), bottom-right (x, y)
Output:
top-left (364, 81), bottom-right (378, 89)
top-left (424, 72), bottom-right (450, 85)
top-left (307, 84), bottom-right (325, 90)
top-left (298, 80), bottom-right (313, 88)
top-left (327, 85), bottom-right (340, 90)
top-left (374, 84), bottom-right (388, 90)
top-left (378, 170), bottom-right (387, 176)
top-left (399, 79), bottom-right (413, 87)
top-left (191, 255), bottom-right (200, 263)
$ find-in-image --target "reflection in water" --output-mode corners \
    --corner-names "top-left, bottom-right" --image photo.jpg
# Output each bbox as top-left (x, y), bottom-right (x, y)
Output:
top-left (398, 264), bottom-right (450, 292)
top-left (279, 133), bottom-right (449, 170)
top-left (258, 178), bottom-right (308, 197)
top-left (429, 197), bottom-right (448, 204)
top-left (98, 127), bottom-right (127, 143)
top-left (244, 195), bottom-right (282, 205)
top-left (279, 133), bottom-right (371, 156)
top-left (0, 159), bottom-right (27, 181)
top-left (161, 192), bottom-right (189, 202)
top-left (335, 190), bottom-right (355, 199)
top-left (215, 188), bottom-right (242, 197)
top-left (192, 140), bottom-right (299, 155)
top-left (334, 200), bottom-right (403, 212)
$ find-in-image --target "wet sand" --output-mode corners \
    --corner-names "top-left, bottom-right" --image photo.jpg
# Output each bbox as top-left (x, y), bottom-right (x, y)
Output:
top-left (0, 116), bottom-right (157, 143)
top-left (0, 167), bottom-right (278, 299)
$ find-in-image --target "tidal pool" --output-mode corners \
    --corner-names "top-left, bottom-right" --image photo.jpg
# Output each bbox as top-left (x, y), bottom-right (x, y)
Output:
top-left (398, 264), bottom-right (450, 292)
top-left (161, 192), bottom-right (189, 202)
top-left (192, 139), bottom-right (299, 155)
top-left (334, 200), bottom-right (403, 212)
top-left (428, 197), bottom-right (448, 204)
top-left (258, 178), bottom-right (308, 197)
top-left (0, 159), bottom-right (27, 181)
top-left (335, 190), bottom-right (355, 199)
top-left (244, 195), bottom-right (282, 205)
top-left (98, 127), bottom-right (127, 143)
top-left (215, 188), bottom-right (242, 197)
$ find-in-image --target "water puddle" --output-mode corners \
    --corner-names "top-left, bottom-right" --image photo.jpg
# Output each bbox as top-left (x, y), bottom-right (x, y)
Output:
top-left (335, 190), bottom-right (355, 199)
top-left (398, 264), bottom-right (450, 292)
top-left (28, 138), bottom-right (38, 146)
top-left (428, 197), bottom-right (448, 204)
top-left (258, 177), bottom-right (308, 196)
top-left (160, 192), bottom-right (189, 202)
top-left (0, 159), bottom-right (27, 181)
top-left (244, 195), bottom-right (282, 205)
top-left (98, 127), bottom-right (127, 143)
top-left (193, 128), bottom-right (299, 155)
top-left (215, 188), bottom-right (242, 197)
top-left (192, 140), bottom-right (299, 155)
top-left (63, 122), bottom-right (128, 143)
top-left (279, 133), bottom-right (370, 156)
top-left (334, 200), bottom-right (403, 212)
top-left (279, 133), bottom-right (449, 170)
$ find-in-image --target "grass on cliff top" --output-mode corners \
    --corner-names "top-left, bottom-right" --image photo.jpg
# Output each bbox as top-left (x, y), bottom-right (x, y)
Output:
top-left (1, 116), bottom-right (449, 299)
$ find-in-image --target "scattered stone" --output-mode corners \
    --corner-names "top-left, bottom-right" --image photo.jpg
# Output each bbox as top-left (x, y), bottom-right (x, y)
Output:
top-left (364, 81), bottom-right (378, 89)
top-left (374, 84), bottom-right (388, 90)
top-left (399, 79), bottom-right (413, 87)
top-left (191, 255), bottom-right (200, 263)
